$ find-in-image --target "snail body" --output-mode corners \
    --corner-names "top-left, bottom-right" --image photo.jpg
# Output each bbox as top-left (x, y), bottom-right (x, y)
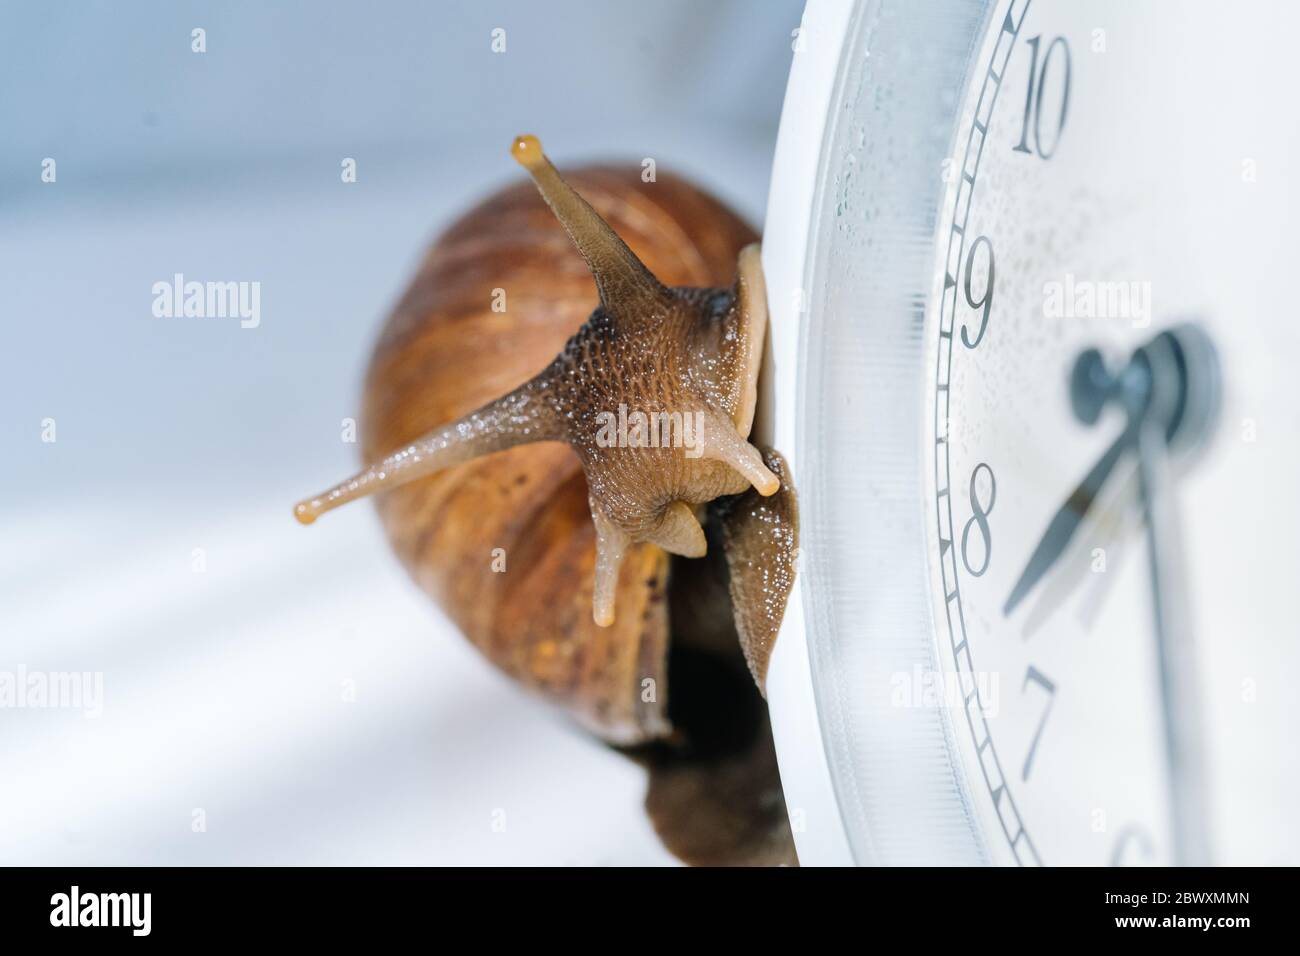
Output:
top-left (297, 136), bottom-right (799, 864)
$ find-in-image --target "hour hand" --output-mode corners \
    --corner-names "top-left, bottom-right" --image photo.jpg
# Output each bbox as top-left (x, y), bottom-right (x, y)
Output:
top-left (1002, 427), bottom-right (1132, 616)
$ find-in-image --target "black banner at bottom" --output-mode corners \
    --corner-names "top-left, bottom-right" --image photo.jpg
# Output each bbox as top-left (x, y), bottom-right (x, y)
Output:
top-left (0, 866), bottom-right (1277, 942)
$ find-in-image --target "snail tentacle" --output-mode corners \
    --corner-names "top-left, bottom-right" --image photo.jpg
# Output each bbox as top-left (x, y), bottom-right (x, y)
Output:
top-left (727, 243), bottom-right (768, 437)
top-left (588, 496), bottom-right (631, 628)
top-left (294, 378), bottom-right (563, 525)
top-left (511, 133), bottom-right (666, 313)
top-left (646, 501), bottom-right (708, 559)
top-left (697, 408), bottom-right (781, 497)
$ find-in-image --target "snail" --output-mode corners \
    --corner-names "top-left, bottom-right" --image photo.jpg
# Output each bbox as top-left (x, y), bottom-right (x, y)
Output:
top-left (295, 135), bottom-right (800, 866)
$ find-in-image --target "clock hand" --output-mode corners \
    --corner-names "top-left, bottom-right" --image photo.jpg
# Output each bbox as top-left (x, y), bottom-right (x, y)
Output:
top-left (1002, 424), bottom-right (1133, 616)
top-left (1023, 348), bottom-right (1210, 637)
top-left (1003, 330), bottom-right (1199, 620)
top-left (1008, 324), bottom-right (1221, 865)
top-left (1020, 460), bottom-right (1141, 640)
top-left (1003, 345), bottom-right (1149, 618)
top-left (1133, 330), bottom-right (1217, 867)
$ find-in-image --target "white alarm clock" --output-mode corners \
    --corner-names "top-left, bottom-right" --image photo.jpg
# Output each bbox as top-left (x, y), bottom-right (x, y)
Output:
top-left (763, 0), bottom-right (1300, 865)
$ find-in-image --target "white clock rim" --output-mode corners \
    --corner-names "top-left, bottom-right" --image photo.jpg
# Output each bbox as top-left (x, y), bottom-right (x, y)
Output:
top-left (760, 0), bottom-right (858, 868)
top-left (761, 0), bottom-right (1019, 866)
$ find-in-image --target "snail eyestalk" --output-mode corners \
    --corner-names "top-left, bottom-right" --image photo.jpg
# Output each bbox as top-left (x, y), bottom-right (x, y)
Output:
top-left (294, 383), bottom-right (560, 525)
top-left (511, 133), bottom-right (665, 310)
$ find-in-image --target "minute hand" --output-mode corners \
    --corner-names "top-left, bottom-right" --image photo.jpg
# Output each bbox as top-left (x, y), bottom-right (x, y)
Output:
top-left (1002, 425), bottom-right (1133, 616)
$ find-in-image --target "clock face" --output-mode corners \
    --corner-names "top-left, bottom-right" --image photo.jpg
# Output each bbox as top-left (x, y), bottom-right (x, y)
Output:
top-left (927, 0), bottom-right (1300, 867)
top-left (928, 0), bottom-right (1179, 867)
top-left (770, 0), bottom-right (1300, 865)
